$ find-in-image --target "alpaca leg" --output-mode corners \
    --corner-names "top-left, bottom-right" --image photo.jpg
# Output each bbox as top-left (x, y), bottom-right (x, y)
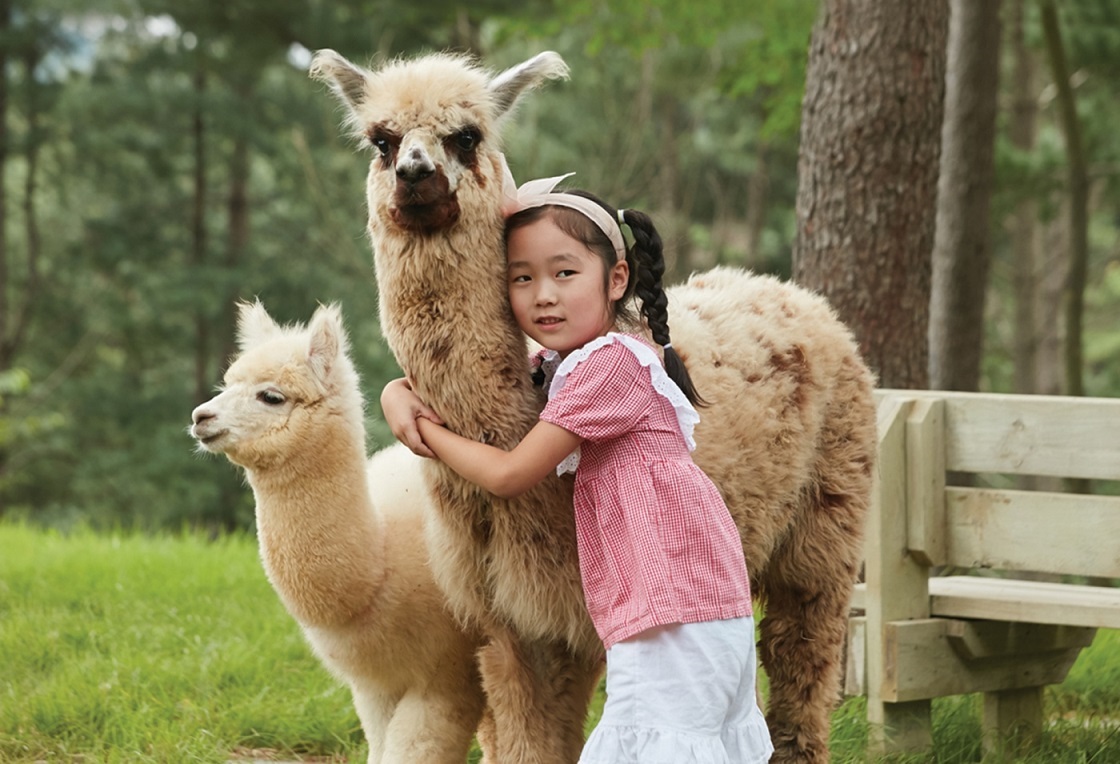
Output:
top-left (380, 685), bottom-right (484, 764)
top-left (477, 629), bottom-right (600, 763)
top-left (349, 685), bottom-right (394, 764)
top-left (475, 704), bottom-right (498, 764)
top-left (758, 490), bottom-right (866, 764)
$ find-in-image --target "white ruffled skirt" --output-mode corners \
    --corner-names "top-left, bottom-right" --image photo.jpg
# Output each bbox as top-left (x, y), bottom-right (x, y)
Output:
top-left (579, 618), bottom-right (773, 764)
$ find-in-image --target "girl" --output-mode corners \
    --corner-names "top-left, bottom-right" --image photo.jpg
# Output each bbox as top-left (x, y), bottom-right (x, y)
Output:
top-left (381, 177), bottom-right (773, 764)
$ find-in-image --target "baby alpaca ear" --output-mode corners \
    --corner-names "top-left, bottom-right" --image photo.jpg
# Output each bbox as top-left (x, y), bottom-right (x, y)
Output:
top-left (237, 300), bottom-right (280, 350)
top-left (307, 303), bottom-right (347, 382)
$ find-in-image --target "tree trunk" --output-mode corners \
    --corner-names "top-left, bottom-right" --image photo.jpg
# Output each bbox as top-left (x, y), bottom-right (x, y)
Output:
top-left (191, 55), bottom-right (210, 406)
top-left (744, 141), bottom-right (769, 267)
top-left (928, 0), bottom-right (1001, 392)
top-left (220, 132), bottom-right (250, 372)
top-left (1039, 0), bottom-right (1088, 401)
top-left (1008, 0), bottom-right (1040, 396)
top-left (792, 0), bottom-right (949, 390)
top-left (0, 0), bottom-right (10, 371)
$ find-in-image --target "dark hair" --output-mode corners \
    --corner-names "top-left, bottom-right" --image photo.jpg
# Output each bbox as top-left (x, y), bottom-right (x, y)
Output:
top-left (505, 191), bottom-right (706, 407)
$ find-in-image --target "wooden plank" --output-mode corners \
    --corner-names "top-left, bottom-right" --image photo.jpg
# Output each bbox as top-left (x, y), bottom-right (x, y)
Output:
top-left (876, 389), bottom-right (1120, 480)
top-left (906, 399), bottom-right (946, 566)
top-left (850, 581), bottom-right (866, 611)
top-left (982, 688), bottom-right (1043, 757)
top-left (929, 576), bottom-right (1120, 630)
top-left (945, 487), bottom-right (1120, 578)
top-left (944, 620), bottom-right (1097, 660)
top-left (866, 397), bottom-right (933, 752)
top-left (845, 616), bottom-right (866, 697)
top-left (881, 619), bottom-right (1084, 702)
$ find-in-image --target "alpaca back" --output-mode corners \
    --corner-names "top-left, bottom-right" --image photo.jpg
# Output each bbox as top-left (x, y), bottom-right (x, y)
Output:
top-left (666, 267), bottom-right (877, 578)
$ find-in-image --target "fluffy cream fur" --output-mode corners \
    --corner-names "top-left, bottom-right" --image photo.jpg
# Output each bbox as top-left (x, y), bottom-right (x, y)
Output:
top-left (191, 302), bottom-right (488, 763)
top-left (311, 49), bottom-right (877, 764)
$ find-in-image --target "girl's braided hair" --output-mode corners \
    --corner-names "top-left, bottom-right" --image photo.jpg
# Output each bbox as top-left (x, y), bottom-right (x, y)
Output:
top-left (506, 190), bottom-right (706, 407)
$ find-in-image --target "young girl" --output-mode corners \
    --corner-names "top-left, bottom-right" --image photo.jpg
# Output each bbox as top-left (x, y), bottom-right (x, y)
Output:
top-left (381, 177), bottom-right (773, 764)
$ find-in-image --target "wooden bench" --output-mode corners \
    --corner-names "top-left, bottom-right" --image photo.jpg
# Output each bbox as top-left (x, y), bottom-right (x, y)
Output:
top-left (845, 390), bottom-right (1120, 756)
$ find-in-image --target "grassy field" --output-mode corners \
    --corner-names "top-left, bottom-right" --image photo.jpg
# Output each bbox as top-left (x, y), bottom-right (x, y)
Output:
top-left (2, 522), bottom-right (1119, 763)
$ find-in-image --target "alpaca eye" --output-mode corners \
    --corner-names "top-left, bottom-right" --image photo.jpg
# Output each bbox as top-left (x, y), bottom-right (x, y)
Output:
top-left (257, 390), bottom-right (286, 405)
top-left (371, 137), bottom-right (390, 157)
top-left (454, 128), bottom-right (480, 152)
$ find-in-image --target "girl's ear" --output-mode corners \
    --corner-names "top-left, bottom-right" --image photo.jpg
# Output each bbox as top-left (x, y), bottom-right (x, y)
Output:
top-left (607, 260), bottom-right (629, 303)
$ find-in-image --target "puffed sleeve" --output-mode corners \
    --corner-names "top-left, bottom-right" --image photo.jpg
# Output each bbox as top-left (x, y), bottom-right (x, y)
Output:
top-left (540, 342), bottom-right (652, 441)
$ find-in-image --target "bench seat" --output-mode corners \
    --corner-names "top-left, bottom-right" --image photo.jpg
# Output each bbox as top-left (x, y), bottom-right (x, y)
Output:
top-left (852, 576), bottom-right (1120, 629)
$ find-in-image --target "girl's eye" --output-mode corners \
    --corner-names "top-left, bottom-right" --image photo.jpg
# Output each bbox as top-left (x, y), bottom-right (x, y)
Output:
top-left (510, 274), bottom-right (531, 284)
top-left (557, 269), bottom-right (577, 278)
top-left (257, 390), bottom-right (286, 405)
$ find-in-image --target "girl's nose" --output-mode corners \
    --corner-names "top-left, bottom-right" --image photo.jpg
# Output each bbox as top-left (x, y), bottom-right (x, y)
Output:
top-left (534, 282), bottom-right (557, 306)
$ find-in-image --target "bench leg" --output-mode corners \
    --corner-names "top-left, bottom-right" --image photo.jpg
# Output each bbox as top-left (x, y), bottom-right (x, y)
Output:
top-left (868, 699), bottom-right (932, 755)
top-left (982, 686), bottom-right (1043, 757)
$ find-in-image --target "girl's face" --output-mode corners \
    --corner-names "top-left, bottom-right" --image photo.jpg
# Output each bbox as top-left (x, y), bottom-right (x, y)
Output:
top-left (507, 217), bottom-right (628, 357)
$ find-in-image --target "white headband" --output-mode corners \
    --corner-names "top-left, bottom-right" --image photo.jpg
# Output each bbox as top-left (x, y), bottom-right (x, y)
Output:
top-left (499, 154), bottom-right (627, 262)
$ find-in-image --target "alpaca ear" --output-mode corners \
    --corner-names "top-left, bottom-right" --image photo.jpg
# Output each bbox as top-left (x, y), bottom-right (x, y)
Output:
top-left (309, 49), bottom-right (370, 115)
top-left (307, 303), bottom-right (347, 381)
top-left (236, 300), bottom-right (281, 350)
top-left (488, 51), bottom-right (569, 119)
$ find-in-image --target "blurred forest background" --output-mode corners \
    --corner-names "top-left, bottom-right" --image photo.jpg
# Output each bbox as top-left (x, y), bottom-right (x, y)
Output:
top-left (0, 0), bottom-right (1118, 530)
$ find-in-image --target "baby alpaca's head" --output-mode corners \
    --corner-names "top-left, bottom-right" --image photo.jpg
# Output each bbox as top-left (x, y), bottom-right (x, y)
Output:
top-left (190, 301), bottom-right (363, 470)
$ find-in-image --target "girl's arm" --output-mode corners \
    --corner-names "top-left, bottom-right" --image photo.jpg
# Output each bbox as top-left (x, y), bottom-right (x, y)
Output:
top-left (416, 417), bottom-right (581, 499)
top-left (381, 377), bottom-right (444, 458)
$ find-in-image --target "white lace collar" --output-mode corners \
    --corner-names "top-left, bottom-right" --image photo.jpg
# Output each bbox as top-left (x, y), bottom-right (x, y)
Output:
top-left (540, 333), bottom-right (700, 475)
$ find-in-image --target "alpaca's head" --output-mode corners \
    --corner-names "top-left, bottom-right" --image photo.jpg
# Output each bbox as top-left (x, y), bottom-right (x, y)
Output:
top-left (309, 49), bottom-right (568, 237)
top-left (191, 301), bottom-right (363, 470)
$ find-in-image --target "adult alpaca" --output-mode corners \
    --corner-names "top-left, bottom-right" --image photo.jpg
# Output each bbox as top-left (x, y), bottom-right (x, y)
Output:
top-left (190, 302), bottom-right (488, 763)
top-left (310, 49), bottom-right (876, 763)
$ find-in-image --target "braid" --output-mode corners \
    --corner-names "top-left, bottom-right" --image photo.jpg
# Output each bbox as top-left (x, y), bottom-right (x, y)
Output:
top-left (621, 209), bottom-right (706, 407)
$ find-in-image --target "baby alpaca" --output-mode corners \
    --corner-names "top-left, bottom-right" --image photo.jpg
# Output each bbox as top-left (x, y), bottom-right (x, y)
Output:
top-left (190, 302), bottom-right (487, 763)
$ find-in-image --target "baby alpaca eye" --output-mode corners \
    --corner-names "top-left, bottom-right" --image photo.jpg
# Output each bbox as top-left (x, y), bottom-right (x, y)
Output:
top-left (257, 390), bottom-right (286, 405)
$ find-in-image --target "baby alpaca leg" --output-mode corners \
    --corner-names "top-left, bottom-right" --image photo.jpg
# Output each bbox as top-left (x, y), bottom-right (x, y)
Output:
top-left (380, 682), bottom-right (485, 764)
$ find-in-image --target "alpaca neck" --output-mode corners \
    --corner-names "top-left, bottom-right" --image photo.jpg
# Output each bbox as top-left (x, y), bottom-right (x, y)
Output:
top-left (247, 419), bottom-right (385, 628)
top-left (376, 225), bottom-right (541, 446)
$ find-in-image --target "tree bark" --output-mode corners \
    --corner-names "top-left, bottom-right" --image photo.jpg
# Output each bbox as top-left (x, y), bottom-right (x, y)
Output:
top-left (928, 0), bottom-right (1002, 392)
top-left (0, 0), bottom-right (10, 371)
top-left (220, 131), bottom-right (250, 372)
top-left (191, 54), bottom-right (210, 406)
top-left (1040, 0), bottom-right (1088, 400)
top-left (1008, 0), bottom-right (1041, 396)
top-left (792, 0), bottom-right (949, 390)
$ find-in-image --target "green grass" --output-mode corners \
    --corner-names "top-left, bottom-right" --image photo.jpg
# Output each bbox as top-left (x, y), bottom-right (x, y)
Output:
top-left (0, 523), bottom-right (362, 763)
top-left (2, 522), bottom-right (1119, 763)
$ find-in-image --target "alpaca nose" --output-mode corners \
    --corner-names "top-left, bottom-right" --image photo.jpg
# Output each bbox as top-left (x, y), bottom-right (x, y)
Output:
top-left (192, 407), bottom-right (215, 426)
top-left (396, 147), bottom-right (434, 183)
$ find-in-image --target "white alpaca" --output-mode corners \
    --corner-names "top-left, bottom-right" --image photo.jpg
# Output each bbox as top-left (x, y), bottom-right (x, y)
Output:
top-left (190, 302), bottom-right (488, 764)
top-left (310, 50), bottom-right (877, 764)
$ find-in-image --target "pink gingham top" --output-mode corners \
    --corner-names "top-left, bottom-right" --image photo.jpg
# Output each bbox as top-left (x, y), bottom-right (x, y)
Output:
top-left (538, 333), bottom-right (752, 649)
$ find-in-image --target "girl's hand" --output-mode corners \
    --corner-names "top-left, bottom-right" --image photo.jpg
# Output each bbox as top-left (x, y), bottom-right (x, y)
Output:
top-left (380, 377), bottom-right (444, 458)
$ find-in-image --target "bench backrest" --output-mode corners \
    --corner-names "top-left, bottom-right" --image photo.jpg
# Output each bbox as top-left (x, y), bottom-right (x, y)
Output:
top-left (875, 390), bottom-right (1120, 580)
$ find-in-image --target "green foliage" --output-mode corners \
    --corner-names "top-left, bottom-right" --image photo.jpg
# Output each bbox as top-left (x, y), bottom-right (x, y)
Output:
top-left (4, 0), bottom-right (1120, 529)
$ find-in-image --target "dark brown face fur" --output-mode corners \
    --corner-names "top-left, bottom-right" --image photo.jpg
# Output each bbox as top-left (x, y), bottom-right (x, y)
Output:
top-left (367, 122), bottom-right (482, 234)
top-left (391, 173), bottom-right (461, 232)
